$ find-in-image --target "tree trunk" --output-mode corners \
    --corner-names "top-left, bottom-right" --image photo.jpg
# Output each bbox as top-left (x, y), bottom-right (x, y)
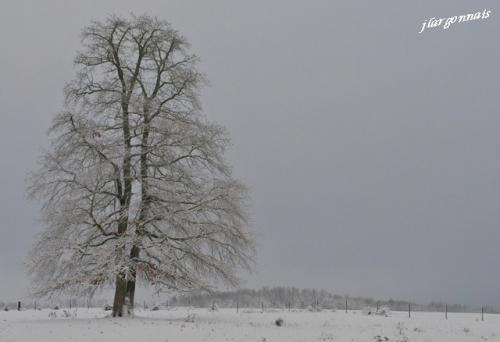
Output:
top-left (126, 245), bottom-right (140, 313)
top-left (112, 274), bottom-right (128, 317)
top-left (126, 279), bottom-right (136, 313)
top-left (111, 210), bottom-right (131, 317)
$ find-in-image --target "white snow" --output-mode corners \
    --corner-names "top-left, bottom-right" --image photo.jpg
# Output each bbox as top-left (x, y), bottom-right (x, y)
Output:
top-left (0, 307), bottom-right (498, 341)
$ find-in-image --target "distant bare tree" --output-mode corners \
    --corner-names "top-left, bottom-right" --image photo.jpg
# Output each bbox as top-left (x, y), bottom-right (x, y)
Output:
top-left (29, 14), bottom-right (254, 317)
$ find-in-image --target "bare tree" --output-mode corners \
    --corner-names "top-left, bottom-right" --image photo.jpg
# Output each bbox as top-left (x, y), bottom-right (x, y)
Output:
top-left (29, 14), bottom-right (254, 317)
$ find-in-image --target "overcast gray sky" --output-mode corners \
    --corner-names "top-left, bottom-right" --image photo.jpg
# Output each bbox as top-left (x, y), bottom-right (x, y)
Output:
top-left (1, 0), bottom-right (500, 307)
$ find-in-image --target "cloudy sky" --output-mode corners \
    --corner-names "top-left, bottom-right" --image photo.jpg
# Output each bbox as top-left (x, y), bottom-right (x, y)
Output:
top-left (1, 0), bottom-right (500, 307)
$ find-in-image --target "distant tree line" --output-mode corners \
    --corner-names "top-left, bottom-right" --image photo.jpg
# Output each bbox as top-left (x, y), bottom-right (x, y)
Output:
top-left (169, 287), bottom-right (500, 313)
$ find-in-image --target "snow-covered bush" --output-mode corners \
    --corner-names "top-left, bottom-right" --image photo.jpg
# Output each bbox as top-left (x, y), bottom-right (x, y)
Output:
top-left (185, 313), bottom-right (197, 323)
top-left (362, 306), bottom-right (390, 316)
top-left (242, 309), bottom-right (259, 313)
top-left (308, 305), bottom-right (322, 312)
top-left (318, 332), bottom-right (335, 341)
top-left (375, 306), bottom-right (390, 317)
top-left (62, 309), bottom-right (77, 318)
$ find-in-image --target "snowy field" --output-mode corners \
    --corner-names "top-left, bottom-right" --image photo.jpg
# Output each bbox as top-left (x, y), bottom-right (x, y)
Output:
top-left (1, 307), bottom-right (499, 342)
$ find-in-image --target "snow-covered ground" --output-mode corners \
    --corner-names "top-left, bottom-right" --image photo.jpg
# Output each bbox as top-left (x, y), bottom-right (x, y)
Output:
top-left (0, 307), bottom-right (498, 341)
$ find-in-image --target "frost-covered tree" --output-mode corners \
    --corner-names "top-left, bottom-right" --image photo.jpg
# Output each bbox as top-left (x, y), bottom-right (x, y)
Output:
top-left (28, 14), bottom-right (254, 317)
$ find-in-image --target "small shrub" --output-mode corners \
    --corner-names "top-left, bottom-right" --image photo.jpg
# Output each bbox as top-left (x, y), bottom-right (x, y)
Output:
top-left (362, 307), bottom-right (374, 315)
top-left (275, 317), bottom-right (284, 327)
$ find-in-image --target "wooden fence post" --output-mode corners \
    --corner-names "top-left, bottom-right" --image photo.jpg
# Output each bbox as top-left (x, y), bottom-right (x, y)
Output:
top-left (17, 301), bottom-right (21, 311)
top-left (345, 298), bottom-right (348, 313)
top-left (408, 303), bottom-right (410, 318)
